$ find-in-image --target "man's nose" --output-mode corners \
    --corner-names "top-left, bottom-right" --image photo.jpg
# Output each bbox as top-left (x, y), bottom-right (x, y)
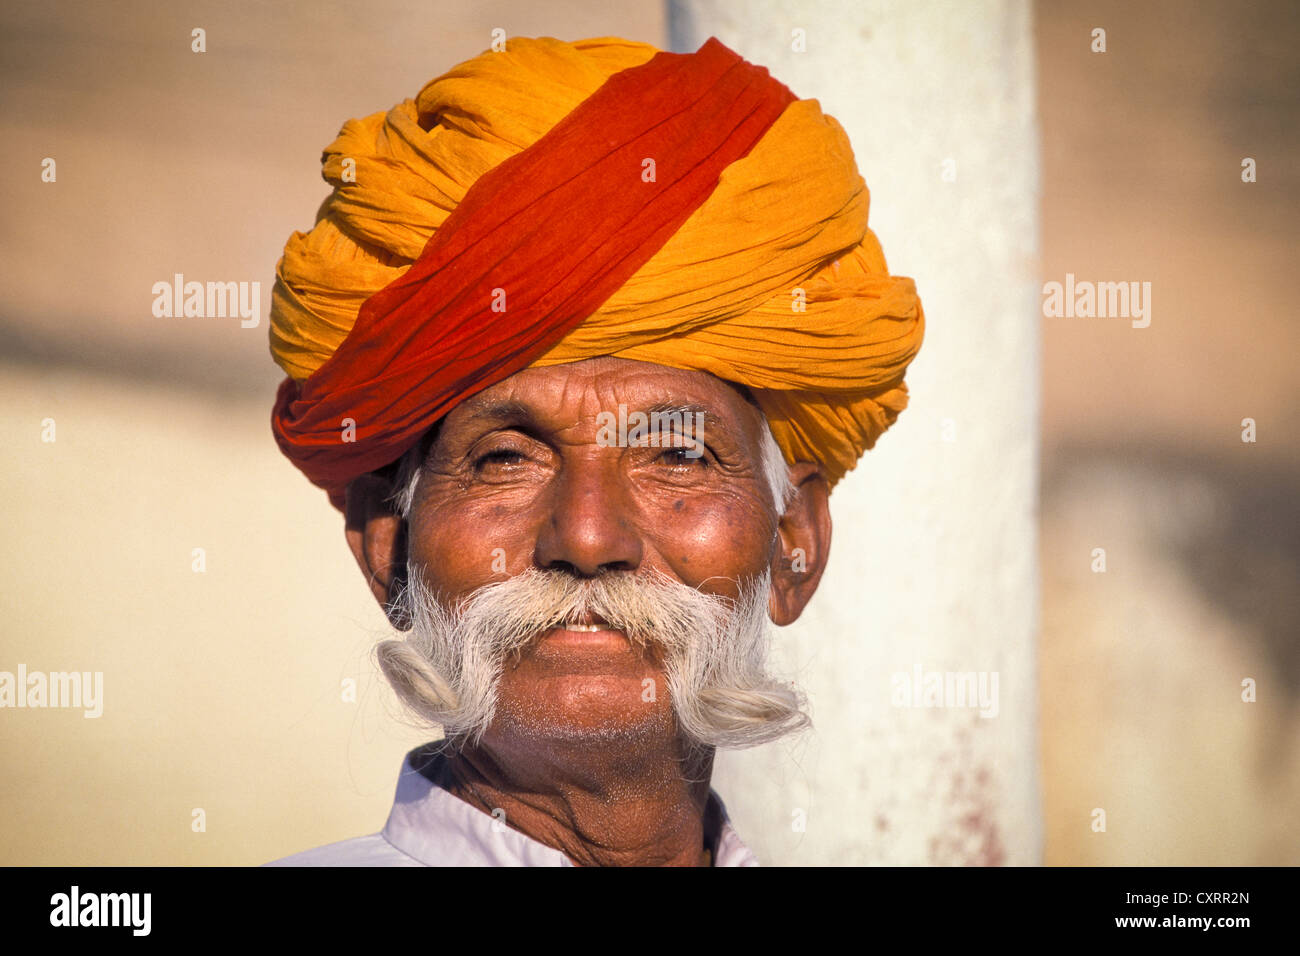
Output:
top-left (533, 453), bottom-right (643, 577)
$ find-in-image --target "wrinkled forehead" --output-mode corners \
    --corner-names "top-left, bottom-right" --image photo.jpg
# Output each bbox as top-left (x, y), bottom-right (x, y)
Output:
top-left (432, 356), bottom-right (768, 445)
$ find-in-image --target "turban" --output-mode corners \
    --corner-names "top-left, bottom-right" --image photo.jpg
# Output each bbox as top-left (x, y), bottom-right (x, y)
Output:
top-left (270, 36), bottom-right (924, 511)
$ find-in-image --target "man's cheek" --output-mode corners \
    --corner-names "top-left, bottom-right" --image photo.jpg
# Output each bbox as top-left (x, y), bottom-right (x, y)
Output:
top-left (412, 508), bottom-right (521, 584)
top-left (656, 503), bottom-right (770, 586)
top-left (418, 540), bottom-right (508, 594)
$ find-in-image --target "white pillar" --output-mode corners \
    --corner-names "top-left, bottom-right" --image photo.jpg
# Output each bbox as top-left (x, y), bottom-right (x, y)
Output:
top-left (671, 0), bottom-right (1042, 864)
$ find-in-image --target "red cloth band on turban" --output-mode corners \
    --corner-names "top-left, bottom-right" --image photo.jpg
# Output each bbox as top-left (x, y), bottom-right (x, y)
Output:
top-left (271, 38), bottom-right (796, 511)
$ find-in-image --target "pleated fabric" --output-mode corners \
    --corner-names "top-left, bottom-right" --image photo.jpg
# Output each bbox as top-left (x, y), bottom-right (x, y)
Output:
top-left (269, 36), bottom-right (924, 510)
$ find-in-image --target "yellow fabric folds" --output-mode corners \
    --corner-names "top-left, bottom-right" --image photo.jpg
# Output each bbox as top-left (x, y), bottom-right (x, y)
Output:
top-left (269, 36), bottom-right (924, 489)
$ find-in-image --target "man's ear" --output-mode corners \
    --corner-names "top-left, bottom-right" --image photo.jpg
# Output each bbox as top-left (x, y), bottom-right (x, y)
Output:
top-left (344, 473), bottom-right (410, 629)
top-left (768, 461), bottom-right (832, 627)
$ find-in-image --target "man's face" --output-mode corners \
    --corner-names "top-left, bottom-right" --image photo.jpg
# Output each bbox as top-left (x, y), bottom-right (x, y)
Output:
top-left (403, 356), bottom-right (783, 748)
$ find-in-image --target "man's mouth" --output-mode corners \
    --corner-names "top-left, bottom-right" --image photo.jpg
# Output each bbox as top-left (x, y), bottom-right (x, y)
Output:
top-left (540, 612), bottom-right (632, 648)
top-left (556, 612), bottom-right (616, 633)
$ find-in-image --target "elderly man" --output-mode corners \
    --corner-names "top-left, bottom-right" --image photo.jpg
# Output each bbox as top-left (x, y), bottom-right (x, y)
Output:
top-left (266, 35), bottom-right (923, 867)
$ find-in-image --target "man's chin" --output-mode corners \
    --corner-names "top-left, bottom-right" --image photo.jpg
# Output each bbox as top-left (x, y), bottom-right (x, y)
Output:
top-left (488, 676), bottom-right (675, 747)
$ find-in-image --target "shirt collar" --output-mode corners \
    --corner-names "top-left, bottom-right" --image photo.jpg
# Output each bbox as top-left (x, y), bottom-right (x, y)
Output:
top-left (381, 745), bottom-right (759, 867)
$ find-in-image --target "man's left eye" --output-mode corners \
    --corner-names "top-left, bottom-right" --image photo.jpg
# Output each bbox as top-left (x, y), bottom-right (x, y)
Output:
top-left (656, 447), bottom-right (709, 467)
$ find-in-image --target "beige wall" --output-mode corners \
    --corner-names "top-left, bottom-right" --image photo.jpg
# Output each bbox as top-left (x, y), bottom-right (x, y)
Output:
top-left (1, 364), bottom-right (424, 863)
top-left (2, 0), bottom-right (1297, 864)
top-left (1036, 0), bottom-right (1300, 864)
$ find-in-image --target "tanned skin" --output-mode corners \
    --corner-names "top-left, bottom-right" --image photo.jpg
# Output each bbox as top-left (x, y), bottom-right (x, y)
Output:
top-left (345, 357), bottom-right (831, 866)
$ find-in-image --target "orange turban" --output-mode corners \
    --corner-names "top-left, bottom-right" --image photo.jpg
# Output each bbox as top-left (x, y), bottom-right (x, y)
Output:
top-left (270, 36), bottom-right (924, 510)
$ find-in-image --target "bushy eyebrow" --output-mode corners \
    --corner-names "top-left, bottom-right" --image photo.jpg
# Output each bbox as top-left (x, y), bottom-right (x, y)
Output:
top-left (644, 399), bottom-right (714, 420)
top-left (642, 401), bottom-right (736, 445)
top-left (458, 398), bottom-right (728, 427)
top-left (451, 396), bottom-right (740, 455)
top-left (457, 398), bottom-right (536, 427)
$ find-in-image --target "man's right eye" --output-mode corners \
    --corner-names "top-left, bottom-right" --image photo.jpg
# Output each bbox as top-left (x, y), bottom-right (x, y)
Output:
top-left (474, 449), bottom-right (525, 469)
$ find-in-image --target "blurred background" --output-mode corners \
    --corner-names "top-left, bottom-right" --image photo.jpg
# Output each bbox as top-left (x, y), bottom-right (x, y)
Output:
top-left (1, 0), bottom-right (1296, 864)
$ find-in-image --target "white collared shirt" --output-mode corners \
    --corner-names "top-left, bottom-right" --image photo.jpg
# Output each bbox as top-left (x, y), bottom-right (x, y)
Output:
top-left (267, 746), bottom-right (760, 867)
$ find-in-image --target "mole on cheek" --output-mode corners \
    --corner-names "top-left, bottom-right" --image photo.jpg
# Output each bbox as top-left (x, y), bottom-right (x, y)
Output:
top-left (673, 499), bottom-right (684, 512)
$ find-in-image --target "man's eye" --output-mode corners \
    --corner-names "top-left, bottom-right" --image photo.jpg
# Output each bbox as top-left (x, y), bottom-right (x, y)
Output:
top-left (656, 446), bottom-right (709, 467)
top-left (474, 449), bottom-right (525, 469)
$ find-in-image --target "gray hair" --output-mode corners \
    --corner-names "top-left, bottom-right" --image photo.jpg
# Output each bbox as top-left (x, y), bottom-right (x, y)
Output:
top-left (378, 562), bottom-right (810, 751)
top-left (390, 417), bottom-right (796, 518)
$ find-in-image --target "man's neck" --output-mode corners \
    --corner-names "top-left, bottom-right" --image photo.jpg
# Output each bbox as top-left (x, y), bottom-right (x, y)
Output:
top-left (434, 739), bottom-right (718, 867)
